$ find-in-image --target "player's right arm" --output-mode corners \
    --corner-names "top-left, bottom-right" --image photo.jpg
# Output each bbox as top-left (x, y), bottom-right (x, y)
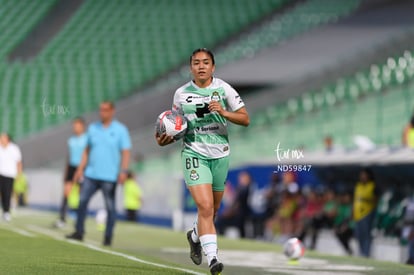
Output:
top-left (402, 124), bottom-right (410, 146)
top-left (155, 133), bottom-right (175, 146)
top-left (155, 90), bottom-right (180, 146)
top-left (64, 149), bottom-right (70, 182)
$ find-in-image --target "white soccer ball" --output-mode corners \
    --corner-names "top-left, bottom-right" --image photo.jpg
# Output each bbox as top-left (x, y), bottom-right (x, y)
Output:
top-left (155, 110), bottom-right (187, 140)
top-left (283, 238), bottom-right (305, 260)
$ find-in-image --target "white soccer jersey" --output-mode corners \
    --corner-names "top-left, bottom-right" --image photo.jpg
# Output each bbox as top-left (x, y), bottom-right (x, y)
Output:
top-left (0, 142), bottom-right (22, 178)
top-left (172, 77), bottom-right (245, 159)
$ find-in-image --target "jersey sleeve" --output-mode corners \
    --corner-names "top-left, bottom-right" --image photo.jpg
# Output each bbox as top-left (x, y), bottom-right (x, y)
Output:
top-left (120, 125), bottom-right (132, 150)
top-left (15, 144), bottom-right (22, 162)
top-left (224, 84), bottom-right (245, 111)
top-left (86, 125), bottom-right (93, 147)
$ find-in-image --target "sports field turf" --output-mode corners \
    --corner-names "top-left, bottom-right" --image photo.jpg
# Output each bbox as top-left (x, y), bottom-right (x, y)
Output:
top-left (1, 209), bottom-right (413, 275)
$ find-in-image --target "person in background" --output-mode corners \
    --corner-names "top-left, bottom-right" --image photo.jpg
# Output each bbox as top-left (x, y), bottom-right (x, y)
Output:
top-left (264, 173), bottom-right (283, 221)
top-left (56, 117), bottom-right (87, 228)
top-left (402, 193), bottom-right (414, 265)
top-left (265, 182), bottom-right (300, 243)
top-left (123, 171), bottom-right (142, 222)
top-left (215, 171), bottom-right (252, 238)
top-left (353, 167), bottom-right (379, 257)
top-left (334, 191), bottom-right (354, 255)
top-left (67, 101), bottom-right (131, 246)
top-left (13, 171), bottom-right (28, 207)
top-left (297, 187), bottom-right (324, 250)
top-left (321, 188), bottom-right (337, 227)
top-left (0, 133), bottom-right (22, 221)
top-left (402, 114), bottom-right (414, 148)
top-left (324, 135), bottom-right (334, 152)
top-left (248, 178), bottom-right (268, 239)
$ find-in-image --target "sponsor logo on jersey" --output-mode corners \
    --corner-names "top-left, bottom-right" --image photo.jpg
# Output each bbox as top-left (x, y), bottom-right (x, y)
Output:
top-left (190, 170), bottom-right (199, 181)
top-left (195, 125), bottom-right (219, 132)
top-left (185, 95), bottom-right (211, 103)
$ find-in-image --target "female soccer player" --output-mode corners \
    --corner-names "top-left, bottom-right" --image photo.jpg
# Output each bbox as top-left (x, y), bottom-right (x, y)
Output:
top-left (156, 48), bottom-right (249, 275)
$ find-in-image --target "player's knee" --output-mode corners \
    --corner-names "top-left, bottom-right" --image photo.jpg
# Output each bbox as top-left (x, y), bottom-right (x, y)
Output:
top-left (197, 202), bottom-right (214, 219)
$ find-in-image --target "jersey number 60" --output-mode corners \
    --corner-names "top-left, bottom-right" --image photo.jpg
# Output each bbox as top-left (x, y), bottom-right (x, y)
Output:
top-left (185, 157), bottom-right (199, 169)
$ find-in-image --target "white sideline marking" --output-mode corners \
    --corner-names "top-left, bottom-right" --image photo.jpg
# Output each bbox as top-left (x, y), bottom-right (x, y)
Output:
top-left (26, 225), bottom-right (205, 275)
top-left (0, 224), bottom-right (36, 237)
top-left (26, 225), bottom-right (101, 246)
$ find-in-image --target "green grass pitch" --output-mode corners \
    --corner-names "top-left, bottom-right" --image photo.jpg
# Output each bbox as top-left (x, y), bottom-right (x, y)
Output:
top-left (1, 209), bottom-right (413, 275)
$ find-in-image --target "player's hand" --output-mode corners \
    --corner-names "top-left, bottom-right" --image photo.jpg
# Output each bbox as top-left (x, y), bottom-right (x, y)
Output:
top-left (118, 172), bottom-right (127, 184)
top-left (155, 132), bottom-right (174, 146)
top-left (63, 182), bottom-right (73, 197)
top-left (73, 168), bottom-right (84, 183)
top-left (208, 101), bottom-right (226, 116)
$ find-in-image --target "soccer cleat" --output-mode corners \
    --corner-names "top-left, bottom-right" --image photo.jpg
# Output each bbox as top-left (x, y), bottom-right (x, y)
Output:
top-left (65, 232), bottom-right (83, 241)
top-left (3, 212), bottom-right (11, 222)
top-left (209, 258), bottom-right (224, 275)
top-left (103, 236), bottom-right (112, 246)
top-left (186, 230), bottom-right (202, 265)
top-left (53, 220), bottom-right (66, 229)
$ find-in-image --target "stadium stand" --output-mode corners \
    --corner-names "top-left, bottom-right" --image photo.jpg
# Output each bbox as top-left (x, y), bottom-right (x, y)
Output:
top-left (0, 0), bottom-right (289, 140)
top-left (234, 49), bottom-right (414, 157)
top-left (217, 0), bottom-right (362, 64)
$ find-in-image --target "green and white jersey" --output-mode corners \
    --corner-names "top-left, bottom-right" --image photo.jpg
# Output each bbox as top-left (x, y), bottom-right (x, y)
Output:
top-left (173, 77), bottom-right (245, 159)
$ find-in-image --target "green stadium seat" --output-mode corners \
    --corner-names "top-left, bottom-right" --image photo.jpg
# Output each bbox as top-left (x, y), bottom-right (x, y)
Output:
top-left (0, 0), bottom-right (290, 140)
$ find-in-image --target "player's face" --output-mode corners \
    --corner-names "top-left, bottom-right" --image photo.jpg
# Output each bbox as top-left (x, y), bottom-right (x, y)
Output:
top-left (99, 103), bottom-right (114, 123)
top-left (190, 52), bottom-right (215, 84)
top-left (0, 134), bottom-right (8, 146)
top-left (72, 121), bottom-right (85, 135)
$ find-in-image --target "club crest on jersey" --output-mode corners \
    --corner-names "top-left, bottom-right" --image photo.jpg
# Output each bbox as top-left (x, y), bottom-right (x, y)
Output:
top-left (211, 91), bottom-right (221, 102)
top-left (190, 170), bottom-right (199, 181)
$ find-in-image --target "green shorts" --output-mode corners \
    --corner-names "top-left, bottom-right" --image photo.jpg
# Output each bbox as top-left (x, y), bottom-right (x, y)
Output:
top-left (181, 149), bottom-right (229, 192)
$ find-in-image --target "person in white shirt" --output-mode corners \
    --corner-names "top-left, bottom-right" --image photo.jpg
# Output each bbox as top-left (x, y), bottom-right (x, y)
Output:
top-left (0, 133), bottom-right (22, 221)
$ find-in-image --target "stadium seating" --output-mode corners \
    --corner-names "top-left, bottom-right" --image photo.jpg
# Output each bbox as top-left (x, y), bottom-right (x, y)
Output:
top-left (231, 49), bottom-right (414, 158)
top-left (146, 53), bottom-right (412, 167)
top-left (0, 0), bottom-right (288, 139)
top-left (217, 0), bottom-right (362, 64)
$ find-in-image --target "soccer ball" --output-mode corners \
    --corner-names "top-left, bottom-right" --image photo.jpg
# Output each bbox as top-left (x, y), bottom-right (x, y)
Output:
top-left (283, 238), bottom-right (305, 260)
top-left (155, 110), bottom-right (187, 140)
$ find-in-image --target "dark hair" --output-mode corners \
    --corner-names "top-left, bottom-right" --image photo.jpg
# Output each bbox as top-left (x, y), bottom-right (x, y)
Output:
top-left (190, 48), bottom-right (215, 65)
top-left (73, 116), bottom-right (85, 124)
top-left (101, 101), bottom-right (115, 109)
top-left (127, 171), bottom-right (134, 179)
top-left (2, 132), bottom-right (12, 142)
top-left (360, 167), bottom-right (374, 181)
top-left (410, 115), bottom-right (414, 127)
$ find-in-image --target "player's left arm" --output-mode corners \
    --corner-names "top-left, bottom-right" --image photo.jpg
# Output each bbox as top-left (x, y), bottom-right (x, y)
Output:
top-left (209, 102), bottom-right (249, 126)
top-left (210, 84), bottom-right (250, 126)
top-left (17, 161), bottom-right (23, 175)
top-left (16, 146), bottom-right (23, 175)
top-left (119, 127), bottom-right (132, 183)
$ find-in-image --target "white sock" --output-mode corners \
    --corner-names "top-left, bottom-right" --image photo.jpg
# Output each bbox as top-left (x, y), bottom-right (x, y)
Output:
top-left (191, 218), bottom-right (200, 243)
top-left (199, 234), bottom-right (218, 266)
